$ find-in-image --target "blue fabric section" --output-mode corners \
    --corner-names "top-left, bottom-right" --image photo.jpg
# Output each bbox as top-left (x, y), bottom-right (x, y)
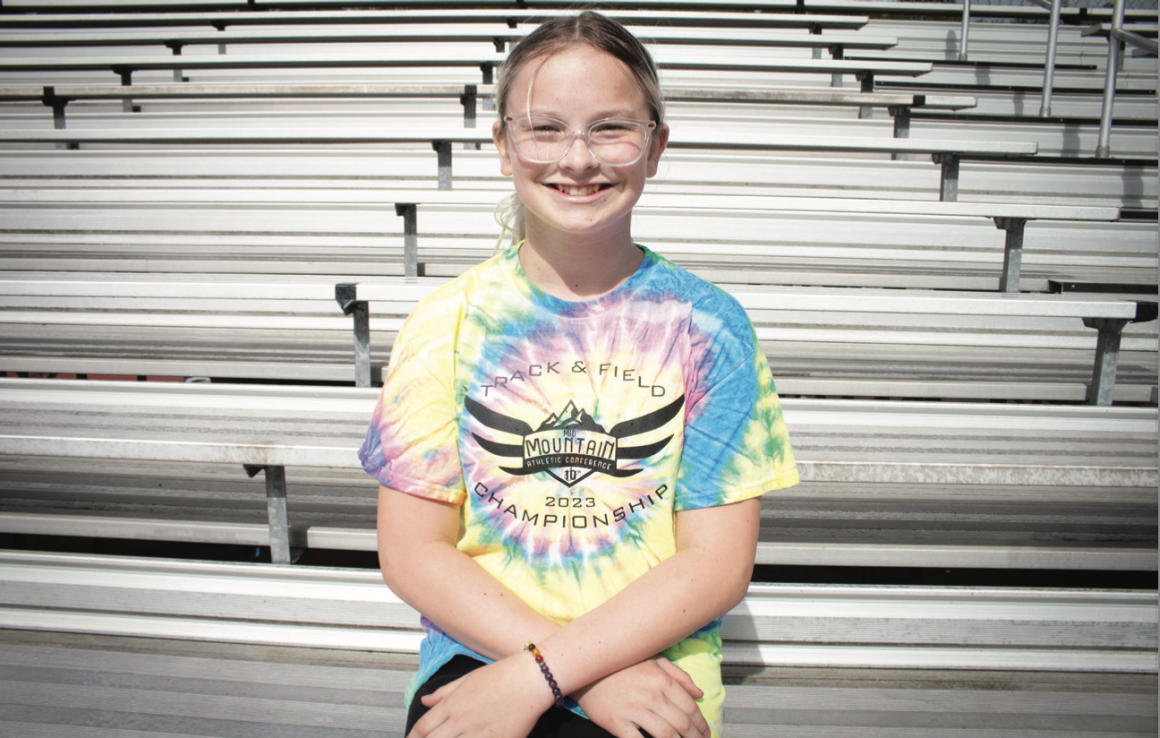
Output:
top-left (405, 622), bottom-right (584, 719)
top-left (404, 620), bottom-right (491, 709)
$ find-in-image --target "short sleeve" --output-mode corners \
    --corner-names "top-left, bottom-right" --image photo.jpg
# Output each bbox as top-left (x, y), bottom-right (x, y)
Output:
top-left (358, 290), bottom-right (467, 505)
top-left (674, 294), bottom-right (798, 512)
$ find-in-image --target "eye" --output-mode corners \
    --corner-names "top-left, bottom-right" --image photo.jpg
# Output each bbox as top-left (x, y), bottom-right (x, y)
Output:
top-left (523, 117), bottom-right (566, 137)
top-left (591, 121), bottom-right (633, 134)
top-left (589, 121), bottom-right (642, 146)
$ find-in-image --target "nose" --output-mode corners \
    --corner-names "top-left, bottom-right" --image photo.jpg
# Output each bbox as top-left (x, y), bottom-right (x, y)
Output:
top-left (558, 130), bottom-right (599, 170)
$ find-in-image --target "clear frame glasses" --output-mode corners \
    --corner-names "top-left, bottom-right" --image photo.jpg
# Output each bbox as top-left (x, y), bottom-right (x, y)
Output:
top-left (505, 114), bottom-right (657, 167)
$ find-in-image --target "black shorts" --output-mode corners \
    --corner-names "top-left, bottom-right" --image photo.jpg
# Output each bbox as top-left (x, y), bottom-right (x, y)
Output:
top-left (406, 655), bottom-right (654, 738)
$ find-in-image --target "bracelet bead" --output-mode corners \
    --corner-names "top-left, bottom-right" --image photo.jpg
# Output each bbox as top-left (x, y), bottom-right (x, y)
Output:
top-left (525, 642), bottom-right (566, 709)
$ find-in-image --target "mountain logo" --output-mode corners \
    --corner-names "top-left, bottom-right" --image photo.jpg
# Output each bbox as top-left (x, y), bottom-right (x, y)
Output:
top-left (464, 395), bottom-right (685, 488)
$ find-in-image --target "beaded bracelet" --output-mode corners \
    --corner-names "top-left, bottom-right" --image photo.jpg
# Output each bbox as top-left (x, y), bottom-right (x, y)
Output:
top-left (525, 642), bottom-right (565, 709)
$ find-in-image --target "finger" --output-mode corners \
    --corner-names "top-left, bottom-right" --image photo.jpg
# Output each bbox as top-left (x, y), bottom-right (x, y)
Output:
top-left (636, 708), bottom-right (699, 738)
top-left (666, 697), bottom-right (710, 738)
top-left (655, 658), bottom-right (704, 700)
top-left (410, 690), bottom-right (456, 737)
top-left (419, 675), bottom-right (465, 708)
top-left (405, 710), bottom-right (437, 738)
top-left (653, 681), bottom-right (710, 738)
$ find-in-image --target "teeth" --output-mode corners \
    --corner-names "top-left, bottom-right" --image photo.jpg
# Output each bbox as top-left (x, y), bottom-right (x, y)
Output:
top-left (559, 185), bottom-right (602, 197)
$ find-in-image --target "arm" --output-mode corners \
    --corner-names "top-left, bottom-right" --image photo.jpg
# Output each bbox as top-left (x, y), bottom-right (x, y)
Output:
top-left (377, 483), bottom-right (557, 660)
top-left (379, 483), bottom-right (759, 736)
top-left (539, 496), bottom-right (759, 693)
top-left (379, 484), bottom-right (758, 679)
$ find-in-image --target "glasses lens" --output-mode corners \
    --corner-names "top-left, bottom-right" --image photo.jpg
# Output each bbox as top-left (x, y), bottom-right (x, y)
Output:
top-left (588, 120), bottom-right (648, 165)
top-left (509, 116), bottom-right (648, 165)
top-left (510, 116), bottom-right (568, 162)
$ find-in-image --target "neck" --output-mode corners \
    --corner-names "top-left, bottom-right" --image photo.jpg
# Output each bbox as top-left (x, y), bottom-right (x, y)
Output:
top-left (518, 220), bottom-right (643, 301)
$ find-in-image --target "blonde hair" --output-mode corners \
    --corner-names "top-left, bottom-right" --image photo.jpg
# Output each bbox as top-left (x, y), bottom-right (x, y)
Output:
top-left (493, 11), bottom-right (665, 250)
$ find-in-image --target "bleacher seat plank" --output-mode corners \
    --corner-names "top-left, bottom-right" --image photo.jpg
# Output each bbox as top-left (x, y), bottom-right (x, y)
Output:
top-left (1, 453), bottom-right (1152, 571)
top-left (0, 628), bottom-right (1154, 738)
top-left (0, 134), bottom-right (1038, 204)
top-left (881, 65), bottom-right (1158, 94)
top-left (0, 49), bottom-right (931, 82)
top-left (0, 274), bottom-right (1152, 402)
top-left (4, 512), bottom-right (1152, 572)
top-left (0, 26), bottom-right (902, 54)
top-left (1, 390), bottom-right (1155, 565)
top-left (804, 0), bottom-right (1155, 23)
top-left (0, 631), bottom-right (415, 737)
top-left (1, 0), bottom-right (1151, 23)
top-left (0, 82), bottom-right (977, 112)
top-left (856, 18), bottom-right (1112, 67)
top-left (0, 148), bottom-right (1145, 213)
top-left (0, 8), bottom-right (872, 32)
top-left (0, 379), bottom-right (1153, 488)
top-left (0, 550), bottom-right (1154, 675)
top-left (0, 180), bottom-right (1147, 296)
top-left (0, 128), bottom-right (1031, 157)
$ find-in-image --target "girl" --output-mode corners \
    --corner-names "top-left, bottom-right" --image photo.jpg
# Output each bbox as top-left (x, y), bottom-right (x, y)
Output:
top-left (361, 12), bottom-right (798, 738)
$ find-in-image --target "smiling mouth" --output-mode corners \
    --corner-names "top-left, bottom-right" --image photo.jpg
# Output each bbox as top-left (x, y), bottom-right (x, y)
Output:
top-left (550, 183), bottom-right (610, 197)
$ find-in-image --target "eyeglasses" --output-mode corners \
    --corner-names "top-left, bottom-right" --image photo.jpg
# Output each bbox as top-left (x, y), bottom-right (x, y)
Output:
top-left (505, 114), bottom-right (656, 167)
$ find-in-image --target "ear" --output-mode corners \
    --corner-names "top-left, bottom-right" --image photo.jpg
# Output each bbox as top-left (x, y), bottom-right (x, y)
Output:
top-left (493, 120), bottom-right (513, 177)
top-left (645, 122), bottom-right (669, 179)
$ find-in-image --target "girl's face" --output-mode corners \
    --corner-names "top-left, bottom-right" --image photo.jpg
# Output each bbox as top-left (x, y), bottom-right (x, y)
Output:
top-left (492, 44), bottom-right (668, 246)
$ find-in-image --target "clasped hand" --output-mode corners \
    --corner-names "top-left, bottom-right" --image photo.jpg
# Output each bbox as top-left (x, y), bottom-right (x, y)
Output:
top-left (408, 653), bottom-right (710, 738)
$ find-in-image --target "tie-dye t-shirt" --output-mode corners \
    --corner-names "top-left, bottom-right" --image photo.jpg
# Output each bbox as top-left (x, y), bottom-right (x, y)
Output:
top-left (360, 245), bottom-right (797, 736)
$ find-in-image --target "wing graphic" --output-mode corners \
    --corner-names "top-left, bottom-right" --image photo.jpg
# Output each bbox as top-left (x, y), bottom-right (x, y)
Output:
top-left (616, 436), bottom-right (673, 460)
top-left (464, 396), bottom-right (534, 436)
top-left (471, 433), bottom-right (523, 458)
top-left (607, 395), bottom-right (685, 439)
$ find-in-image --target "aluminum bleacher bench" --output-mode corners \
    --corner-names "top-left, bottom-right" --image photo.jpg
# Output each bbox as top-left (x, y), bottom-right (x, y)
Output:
top-left (0, 268), bottom-right (1152, 402)
top-left (0, 8), bottom-right (873, 33)
top-left (0, 82), bottom-right (978, 131)
top-left (805, 0), bottom-right (1156, 24)
top-left (0, 170), bottom-right (1147, 289)
top-left (0, 185), bottom-right (1142, 292)
top-left (0, 548), bottom-right (1154, 736)
top-left (0, 25), bottom-right (902, 57)
top-left (2, 0), bottom-right (1152, 22)
top-left (639, 194), bottom-right (1133, 292)
top-left (0, 377), bottom-right (1154, 569)
top-left (340, 278), bottom-right (1156, 404)
top-left (876, 63), bottom-right (1158, 96)
top-left (0, 48), bottom-right (932, 88)
top-left (343, 191), bottom-right (1121, 291)
top-left (0, 275), bottom-right (439, 385)
top-left (0, 128), bottom-right (1036, 200)
top-left (0, 24), bottom-right (905, 102)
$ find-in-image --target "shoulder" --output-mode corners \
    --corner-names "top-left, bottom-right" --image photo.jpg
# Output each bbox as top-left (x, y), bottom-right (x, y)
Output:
top-left (404, 251), bottom-right (512, 326)
top-left (636, 248), bottom-right (753, 336)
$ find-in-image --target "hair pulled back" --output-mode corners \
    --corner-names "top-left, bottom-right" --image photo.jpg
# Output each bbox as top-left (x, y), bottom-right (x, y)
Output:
top-left (493, 11), bottom-right (664, 248)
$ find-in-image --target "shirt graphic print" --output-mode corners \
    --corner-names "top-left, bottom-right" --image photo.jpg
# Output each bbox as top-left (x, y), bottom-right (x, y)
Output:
top-left (360, 245), bottom-right (798, 736)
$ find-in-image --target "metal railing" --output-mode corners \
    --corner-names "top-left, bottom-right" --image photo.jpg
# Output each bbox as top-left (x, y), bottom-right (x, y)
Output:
top-left (956, 0), bottom-right (1156, 156)
top-left (1096, 0), bottom-right (1158, 157)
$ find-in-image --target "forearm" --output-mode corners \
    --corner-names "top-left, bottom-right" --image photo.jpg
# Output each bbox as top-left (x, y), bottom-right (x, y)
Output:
top-left (385, 542), bottom-right (558, 660)
top-left (377, 485), bottom-right (557, 660)
top-left (539, 501), bottom-right (757, 695)
top-left (380, 484), bottom-right (758, 694)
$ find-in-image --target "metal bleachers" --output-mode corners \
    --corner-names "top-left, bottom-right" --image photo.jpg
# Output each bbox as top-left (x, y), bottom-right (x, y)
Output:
top-left (0, 1), bottom-right (1155, 736)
